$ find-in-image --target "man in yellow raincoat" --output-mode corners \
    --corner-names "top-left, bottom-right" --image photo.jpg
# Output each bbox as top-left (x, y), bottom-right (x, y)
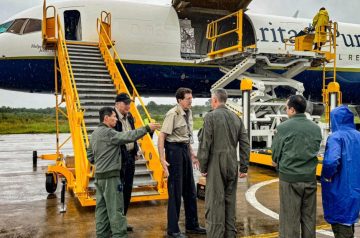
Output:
top-left (312, 7), bottom-right (329, 50)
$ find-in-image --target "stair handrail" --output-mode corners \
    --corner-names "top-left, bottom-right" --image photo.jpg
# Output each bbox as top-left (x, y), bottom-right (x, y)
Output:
top-left (57, 15), bottom-right (89, 147)
top-left (96, 16), bottom-right (168, 196)
top-left (56, 15), bottom-right (90, 195)
top-left (96, 18), bottom-right (154, 123)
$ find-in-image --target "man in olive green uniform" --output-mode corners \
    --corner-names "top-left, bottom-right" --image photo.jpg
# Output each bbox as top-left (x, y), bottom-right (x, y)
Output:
top-left (312, 7), bottom-right (329, 50)
top-left (197, 88), bottom-right (250, 238)
top-left (87, 107), bottom-right (159, 238)
top-left (272, 95), bottom-right (322, 238)
top-left (158, 87), bottom-right (206, 238)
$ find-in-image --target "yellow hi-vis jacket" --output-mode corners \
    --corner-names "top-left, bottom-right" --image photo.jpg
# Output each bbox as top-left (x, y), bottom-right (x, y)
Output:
top-left (312, 9), bottom-right (329, 44)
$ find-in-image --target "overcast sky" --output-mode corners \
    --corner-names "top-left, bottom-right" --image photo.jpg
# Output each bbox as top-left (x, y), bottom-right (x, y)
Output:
top-left (0, 0), bottom-right (358, 108)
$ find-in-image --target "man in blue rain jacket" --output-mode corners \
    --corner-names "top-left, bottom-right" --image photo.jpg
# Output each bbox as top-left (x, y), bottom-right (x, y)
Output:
top-left (321, 105), bottom-right (360, 238)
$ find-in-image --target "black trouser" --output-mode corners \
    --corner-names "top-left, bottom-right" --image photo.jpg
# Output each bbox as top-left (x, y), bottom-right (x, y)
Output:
top-left (165, 142), bottom-right (199, 234)
top-left (123, 152), bottom-right (135, 216)
top-left (331, 224), bottom-right (355, 238)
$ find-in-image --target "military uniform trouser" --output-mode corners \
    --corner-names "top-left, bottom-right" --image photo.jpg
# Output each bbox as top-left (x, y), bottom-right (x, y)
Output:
top-left (279, 180), bottom-right (317, 238)
top-left (205, 153), bottom-right (238, 238)
top-left (123, 153), bottom-right (135, 216)
top-left (331, 224), bottom-right (355, 238)
top-left (165, 142), bottom-right (199, 234)
top-left (95, 176), bottom-right (127, 238)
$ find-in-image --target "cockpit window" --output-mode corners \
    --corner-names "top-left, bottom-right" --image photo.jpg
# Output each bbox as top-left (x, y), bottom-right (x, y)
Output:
top-left (0, 20), bottom-right (14, 34)
top-left (23, 19), bottom-right (41, 34)
top-left (7, 19), bottom-right (27, 34)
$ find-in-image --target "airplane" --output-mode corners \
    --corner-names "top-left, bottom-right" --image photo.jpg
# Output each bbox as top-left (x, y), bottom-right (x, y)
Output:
top-left (0, 0), bottom-right (359, 103)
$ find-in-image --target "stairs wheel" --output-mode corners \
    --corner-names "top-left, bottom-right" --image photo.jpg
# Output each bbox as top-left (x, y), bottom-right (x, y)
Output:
top-left (46, 172), bottom-right (58, 194)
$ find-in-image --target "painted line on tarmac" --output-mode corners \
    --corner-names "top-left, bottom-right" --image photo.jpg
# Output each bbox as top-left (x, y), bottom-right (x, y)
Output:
top-left (245, 178), bottom-right (334, 237)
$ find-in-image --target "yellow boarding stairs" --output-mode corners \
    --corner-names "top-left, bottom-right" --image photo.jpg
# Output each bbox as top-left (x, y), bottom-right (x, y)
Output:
top-left (41, 3), bottom-right (167, 206)
top-left (204, 9), bottom-right (341, 176)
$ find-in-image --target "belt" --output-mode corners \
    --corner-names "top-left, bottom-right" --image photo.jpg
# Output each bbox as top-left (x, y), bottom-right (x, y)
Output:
top-left (165, 141), bottom-right (189, 146)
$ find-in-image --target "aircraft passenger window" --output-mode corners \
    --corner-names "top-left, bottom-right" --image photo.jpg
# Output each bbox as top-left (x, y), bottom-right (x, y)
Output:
top-left (23, 19), bottom-right (41, 34)
top-left (7, 19), bottom-right (27, 34)
top-left (0, 20), bottom-right (14, 34)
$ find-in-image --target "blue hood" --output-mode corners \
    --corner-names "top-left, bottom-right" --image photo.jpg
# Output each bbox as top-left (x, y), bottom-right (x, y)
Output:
top-left (330, 106), bottom-right (355, 132)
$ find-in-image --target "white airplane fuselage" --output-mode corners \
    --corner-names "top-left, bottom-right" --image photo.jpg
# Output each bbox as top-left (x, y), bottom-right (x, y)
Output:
top-left (0, 0), bottom-right (359, 103)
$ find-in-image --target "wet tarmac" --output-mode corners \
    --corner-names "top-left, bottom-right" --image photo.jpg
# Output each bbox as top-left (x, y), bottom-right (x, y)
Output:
top-left (0, 133), bottom-right (359, 237)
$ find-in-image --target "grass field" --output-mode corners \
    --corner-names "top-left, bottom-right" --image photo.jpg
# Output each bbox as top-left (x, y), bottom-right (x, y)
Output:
top-left (0, 107), bottom-right (205, 134)
top-left (0, 110), bottom-right (69, 134)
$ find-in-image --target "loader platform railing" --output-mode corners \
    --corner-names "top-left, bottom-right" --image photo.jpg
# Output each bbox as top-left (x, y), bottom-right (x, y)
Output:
top-left (97, 13), bottom-right (168, 202)
top-left (206, 9), bottom-right (252, 58)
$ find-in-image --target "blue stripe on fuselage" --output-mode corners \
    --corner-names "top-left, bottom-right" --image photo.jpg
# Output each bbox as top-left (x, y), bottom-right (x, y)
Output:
top-left (0, 58), bottom-right (359, 103)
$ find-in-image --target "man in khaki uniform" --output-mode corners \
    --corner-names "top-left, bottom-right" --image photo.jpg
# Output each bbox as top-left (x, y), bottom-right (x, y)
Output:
top-left (158, 87), bottom-right (206, 238)
top-left (197, 89), bottom-right (250, 238)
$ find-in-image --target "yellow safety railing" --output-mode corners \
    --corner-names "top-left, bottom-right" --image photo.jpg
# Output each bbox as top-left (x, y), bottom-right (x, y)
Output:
top-left (42, 0), bottom-right (56, 47)
top-left (317, 22), bottom-right (341, 122)
top-left (97, 13), bottom-right (168, 201)
top-left (314, 22), bottom-right (337, 60)
top-left (206, 9), bottom-right (244, 58)
top-left (50, 15), bottom-right (92, 205)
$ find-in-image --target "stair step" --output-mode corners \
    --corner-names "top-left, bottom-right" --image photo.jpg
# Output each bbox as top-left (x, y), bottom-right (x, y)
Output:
top-left (66, 40), bottom-right (99, 48)
top-left (72, 60), bottom-right (106, 66)
top-left (84, 112), bottom-right (100, 118)
top-left (87, 126), bottom-right (97, 133)
top-left (72, 65), bottom-right (107, 70)
top-left (79, 92), bottom-right (116, 102)
top-left (79, 93), bottom-right (116, 98)
top-left (69, 52), bottom-right (102, 58)
top-left (78, 88), bottom-right (115, 96)
top-left (68, 48), bottom-right (100, 54)
top-left (75, 77), bottom-right (112, 83)
top-left (76, 83), bottom-right (114, 89)
top-left (70, 56), bottom-right (103, 62)
top-left (73, 73), bottom-right (111, 79)
top-left (135, 159), bottom-right (148, 165)
top-left (73, 68), bottom-right (109, 74)
top-left (133, 179), bottom-right (158, 187)
top-left (69, 53), bottom-right (102, 58)
top-left (85, 118), bottom-right (103, 124)
top-left (82, 105), bottom-right (118, 112)
top-left (131, 190), bottom-right (159, 197)
top-left (134, 169), bottom-right (153, 176)
top-left (81, 98), bottom-right (115, 104)
top-left (67, 43), bottom-right (98, 49)
top-left (134, 163), bottom-right (147, 171)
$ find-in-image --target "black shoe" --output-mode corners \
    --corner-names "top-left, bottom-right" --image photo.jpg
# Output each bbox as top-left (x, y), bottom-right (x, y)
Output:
top-left (167, 232), bottom-right (187, 238)
top-left (186, 226), bottom-right (206, 234)
top-left (127, 225), bottom-right (133, 232)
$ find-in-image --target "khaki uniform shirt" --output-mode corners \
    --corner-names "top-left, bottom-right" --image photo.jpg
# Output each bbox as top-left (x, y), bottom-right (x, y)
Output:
top-left (116, 109), bottom-right (135, 151)
top-left (161, 104), bottom-right (193, 143)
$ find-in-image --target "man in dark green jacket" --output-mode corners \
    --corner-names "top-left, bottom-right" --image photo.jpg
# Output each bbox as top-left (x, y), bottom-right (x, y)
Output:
top-left (198, 88), bottom-right (250, 238)
top-left (87, 107), bottom-right (159, 238)
top-left (272, 95), bottom-right (322, 238)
